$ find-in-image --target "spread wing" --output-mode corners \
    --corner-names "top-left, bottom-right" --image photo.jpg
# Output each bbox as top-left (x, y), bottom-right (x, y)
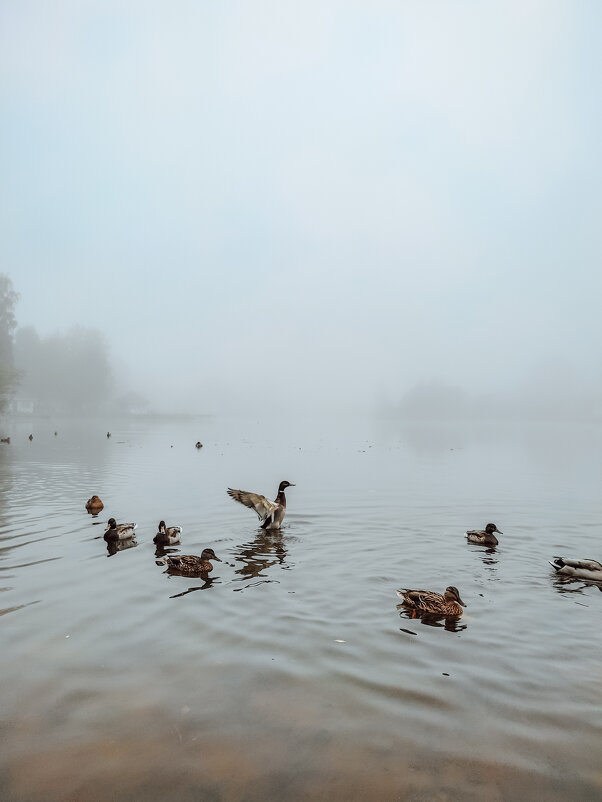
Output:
top-left (227, 488), bottom-right (278, 522)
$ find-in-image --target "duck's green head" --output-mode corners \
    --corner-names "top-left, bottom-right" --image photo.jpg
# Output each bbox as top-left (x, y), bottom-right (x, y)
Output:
top-left (444, 586), bottom-right (466, 606)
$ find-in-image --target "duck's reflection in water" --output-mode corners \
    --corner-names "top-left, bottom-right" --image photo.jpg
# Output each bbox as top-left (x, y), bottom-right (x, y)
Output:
top-left (551, 575), bottom-right (602, 596)
top-left (106, 538), bottom-right (138, 557)
top-left (397, 606), bottom-right (468, 633)
top-left (154, 544), bottom-right (180, 560)
top-left (467, 542), bottom-right (499, 571)
top-left (231, 529), bottom-right (291, 588)
top-left (169, 575), bottom-right (218, 597)
top-left (480, 546), bottom-right (498, 572)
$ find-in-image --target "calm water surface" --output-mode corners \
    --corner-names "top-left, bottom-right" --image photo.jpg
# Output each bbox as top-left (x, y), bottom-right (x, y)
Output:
top-left (1, 417), bottom-right (601, 801)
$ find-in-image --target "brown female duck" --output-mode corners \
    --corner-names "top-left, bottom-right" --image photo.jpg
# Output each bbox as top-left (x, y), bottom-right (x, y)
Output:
top-left (397, 586), bottom-right (466, 617)
top-left (227, 480), bottom-right (295, 530)
top-left (160, 549), bottom-right (221, 574)
top-left (85, 495), bottom-right (104, 514)
top-left (466, 523), bottom-right (502, 546)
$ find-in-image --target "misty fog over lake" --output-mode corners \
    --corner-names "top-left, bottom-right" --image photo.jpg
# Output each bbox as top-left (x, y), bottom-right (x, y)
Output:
top-left (1, 2), bottom-right (601, 801)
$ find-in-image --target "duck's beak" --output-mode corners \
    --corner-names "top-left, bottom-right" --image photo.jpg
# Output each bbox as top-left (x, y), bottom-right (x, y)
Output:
top-left (289, 483), bottom-right (296, 487)
top-left (457, 596), bottom-right (467, 607)
top-left (213, 554), bottom-right (222, 561)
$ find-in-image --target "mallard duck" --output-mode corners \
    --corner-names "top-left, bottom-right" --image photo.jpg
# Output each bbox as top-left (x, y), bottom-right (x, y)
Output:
top-left (28, 434), bottom-right (33, 441)
top-left (227, 480), bottom-right (295, 530)
top-left (106, 431), bottom-right (111, 438)
top-left (0, 437), bottom-right (10, 444)
top-left (466, 523), bottom-right (502, 546)
top-left (397, 586), bottom-right (466, 617)
top-left (104, 517), bottom-right (137, 541)
top-left (153, 520), bottom-right (182, 546)
top-left (85, 495), bottom-right (104, 513)
top-left (160, 549), bottom-right (221, 574)
top-left (549, 557), bottom-right (602, 582)
top-left (195, 441), bottom-right (203, 449)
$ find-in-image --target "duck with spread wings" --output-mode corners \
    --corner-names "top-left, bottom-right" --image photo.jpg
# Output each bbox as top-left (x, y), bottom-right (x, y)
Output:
top-left (227, 480), bottom-right (295, 530)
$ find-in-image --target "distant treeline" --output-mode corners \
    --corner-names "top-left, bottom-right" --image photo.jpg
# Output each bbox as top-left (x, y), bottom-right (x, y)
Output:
top-left (14, 325), bottom-right (113, 414)
top-left (0, 273), bottom-right (146, 415)
top-left (0, 274), bottom-right (19, 412)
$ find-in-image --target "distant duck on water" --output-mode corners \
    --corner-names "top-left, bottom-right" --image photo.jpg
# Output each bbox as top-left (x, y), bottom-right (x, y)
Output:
top-left (195, 441), bottom-right (203, 449)
top-left (160, 549), bottom-right (221, 574)
top-left (227, 480), bottom-right (295, 530)
top-left (85, 495), bottom-right (104, 514)
top-left (549, 557), bottom-right (602, 582)
top-left (397, 586), bottom-right (466, 618)
top-left (104, 517), bottom-right (137, 541)
top-left (466, 523), bottom-right (503, 547)
top-left (153, 520), bottom-right (182, 546)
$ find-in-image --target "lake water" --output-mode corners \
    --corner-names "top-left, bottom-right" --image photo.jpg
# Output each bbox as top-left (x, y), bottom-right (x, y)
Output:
top-left (1, 416), bottom-right (601, 801)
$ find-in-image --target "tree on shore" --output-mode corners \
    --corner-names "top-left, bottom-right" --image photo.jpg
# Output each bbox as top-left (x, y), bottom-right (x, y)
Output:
top-left (14, 325), bottom-right (113, 414)
top-left (0, 274), bottom-right (19, 412)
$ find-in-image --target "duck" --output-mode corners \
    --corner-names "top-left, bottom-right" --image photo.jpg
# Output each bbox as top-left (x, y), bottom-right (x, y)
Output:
top-left (106, 431), bottom-right (111, 438)
top-left (195, 441), bottom-right (203, 449)
top-left (104, 517), bottom-right (137, 541)
top-left (466, 523), bottom-right (502, 546)
top-left (160, 549), bottom-right (221, 574)
top-left (0, 437), bottom-right (9, 444)
top-left (28, 434), bottom-right (33, 441)
top-left (153, 520), bottom-right (182, 546)
top-left (85, 495), bottom-right (104, 513)
top-left (397, 586), bottom-right (466, 617)
top-left (227, 480), bottom-right (295, 530)
top-left (549, 557), bottom-right (602, 582)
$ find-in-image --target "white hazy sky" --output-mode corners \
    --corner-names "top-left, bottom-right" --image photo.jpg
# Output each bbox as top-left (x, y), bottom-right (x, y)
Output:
top-left (1, 1), bottom-right (601, 413)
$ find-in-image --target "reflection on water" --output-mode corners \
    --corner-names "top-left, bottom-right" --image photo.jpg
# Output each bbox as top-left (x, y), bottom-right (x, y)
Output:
top-left (231, 528), bottom-right (291, 585)
top-left (169, 576), bottom-right (218, 597)
top-left (106, 537), bottom-right (138, 557)
top-left (397, 605), bottom-right (469, 633)
top-left (469, 543), bottom-right (499, 572)
top-left (0, 417), bottom-right (601, 801)
top-left (154, 544), bottom-right (180, 559)
top-left (551, 574), bottom-right (602, 596)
